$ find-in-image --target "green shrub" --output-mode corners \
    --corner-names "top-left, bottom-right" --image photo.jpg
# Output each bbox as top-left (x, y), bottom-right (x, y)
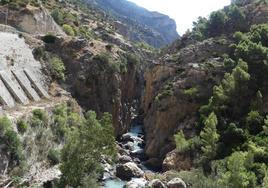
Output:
top-left (126, 53), bottom-right (140, 66)
top-left (5, 130), bottom-right (24, 162)
top-left (0, 117), bottom-right (24, 163)
top-left (184, 87), bottom-right (199, 98)
top-left (78, 26), bottom-right (95, 39)
top-left (174, 130), bottom-right (189, 152)
top-left (92, 53), bottom-right (110, 64)
top-left (33, 109), bottom-right (47, 122)
top-left (49, 57), bottom-right (66, 81)
top-left (51, 103), bottom-right (82, 142)
top-left (0, 116), bottom-right (12, 133)
top-left (17, 120), bottom-right (27, 134)
top-left (246, 111), bottom-right (263, 134)
top-left (51, 9), bottom-right (63, 25)
top-left (48, 149), bottom-right (61, 165)
top-left (62, 24), bottom-right (75, 36)
top-left (30, 109), bottom-right (48, 127)
top-left (155, 90), bottom-right (172, 102)
top-left (42, 34), bottom-right (57, 44)
top-left (33, 47), bottom-right (45, 60)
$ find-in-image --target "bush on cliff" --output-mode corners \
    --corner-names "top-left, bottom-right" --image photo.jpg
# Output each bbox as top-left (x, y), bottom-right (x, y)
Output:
top-left (62, 24), bottom-right (75, 36)
top-left (49, 56), bottom-right (66, 81)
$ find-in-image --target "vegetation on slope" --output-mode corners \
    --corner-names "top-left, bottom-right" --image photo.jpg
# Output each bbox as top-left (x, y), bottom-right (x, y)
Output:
top-left (0, 101), bottom-right (116, 187)
top-left (174, 15), bottom-right (268, 188)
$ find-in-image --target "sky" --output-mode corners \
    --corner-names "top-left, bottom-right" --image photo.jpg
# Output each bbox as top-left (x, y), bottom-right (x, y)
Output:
top-left (128, 0), bottom-right (231, 35)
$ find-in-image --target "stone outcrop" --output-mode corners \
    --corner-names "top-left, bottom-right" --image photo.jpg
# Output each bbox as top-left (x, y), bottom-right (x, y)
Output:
top-left (85, 0), bottom-right (179, 47)
top-left (142, 38), bottom-right (231, 161)
top-left (116, 162), bottom-right (144, 180)
top-left (167, 178), bottom-right (186, 188)
top-left (0, 5), bottom-right (65, 35)
top-left (45, 37), bottom-right (145, 136)
top-left (162, 150), bottom-right (192, 172)
top-left (148, 179), bottom-right (167, 188)
top-left (124, 178), bottom-right (148, 188)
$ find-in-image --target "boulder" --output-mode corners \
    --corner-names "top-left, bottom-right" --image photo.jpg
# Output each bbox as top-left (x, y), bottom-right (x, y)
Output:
top-left (148, 179), bottom-right (166, 188)
top-left (117, 145), bottom-right (130, 156)
top-left (119, 155), bottom-right (133, 163)
top-left (162, 150), bottom-right (192, 171)
top-left (167, 178), bottom-right (186, 188)
top-left (133, 158), bottom-right (141, 164)
top-left (116, 162), bottom-right (144, 180)
top-left (122, 133), bottom-right (135, 142)
top-left (124, 142), bottom-right (135, 150)
top-left (124, 178), bottom-right (148, 188)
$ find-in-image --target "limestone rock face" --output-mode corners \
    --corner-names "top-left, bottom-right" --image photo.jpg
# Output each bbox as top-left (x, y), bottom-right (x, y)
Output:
top-left (0, 5), bottom-right (65, 36)
top-left (116, 162), bottom-right (144, 180)
top-left (167, 178), bottom-right (186, 188)
top-left (85, 0), bottom-right (179, 47)
top-left (142, 38), bottom-right (231, 160)
top-left (45, 37), bottom-right (145, 136)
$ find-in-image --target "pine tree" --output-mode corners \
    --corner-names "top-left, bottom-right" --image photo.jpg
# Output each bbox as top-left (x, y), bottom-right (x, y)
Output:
top-left (200, 112), bottom-right (219, 163)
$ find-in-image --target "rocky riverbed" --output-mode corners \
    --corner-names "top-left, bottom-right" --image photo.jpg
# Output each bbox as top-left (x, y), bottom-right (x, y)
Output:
top-left (103, 121), bottom-right (150, 188)
top-left (103, 121), bottom-right (186, 188)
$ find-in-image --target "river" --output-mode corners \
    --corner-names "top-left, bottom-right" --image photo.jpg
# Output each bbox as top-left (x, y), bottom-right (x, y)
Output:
top-left (104, 122), bottom-right (153, 188)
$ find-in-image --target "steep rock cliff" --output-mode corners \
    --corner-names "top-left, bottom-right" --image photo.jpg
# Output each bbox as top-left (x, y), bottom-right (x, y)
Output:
top-left (84, 0), bottom-right (179, 47)
top-left (0, 4), bottom-right (64, 35)
top-left (142, 38), bottom-right (231, 159)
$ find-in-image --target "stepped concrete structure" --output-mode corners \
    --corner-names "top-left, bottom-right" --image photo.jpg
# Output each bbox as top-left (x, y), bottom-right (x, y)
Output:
top-left (0, 32), bottom-right (49, 112)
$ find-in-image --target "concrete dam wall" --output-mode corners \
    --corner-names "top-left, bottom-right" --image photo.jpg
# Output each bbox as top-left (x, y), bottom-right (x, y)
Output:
top-left (0, 32), bottom-right (49, 111)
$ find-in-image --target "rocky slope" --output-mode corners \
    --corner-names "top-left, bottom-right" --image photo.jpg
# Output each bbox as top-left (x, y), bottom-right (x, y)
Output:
top-left (84, 0), bottom-right (179, 47)
top-left (142, 0), bottom-right (268, 175)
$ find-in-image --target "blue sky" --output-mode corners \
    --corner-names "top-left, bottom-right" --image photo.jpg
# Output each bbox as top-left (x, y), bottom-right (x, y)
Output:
top-left (128, 0), bottom-right (231, 35)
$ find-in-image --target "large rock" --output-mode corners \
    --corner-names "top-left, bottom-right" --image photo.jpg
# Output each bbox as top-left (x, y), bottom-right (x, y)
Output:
top-left (0, 5), bottom-right (65, 36)
top-left (124, 178), bottom-right (148, 188)
top-left (167, 178), bottom-right (186, 188)
top-left (124, 142), bottom-right (135, 151)
top-left (119, 155), bottom-right (133, 163)
top-left (122, 133), bottom-right (135, 143)
top-left (147, 179), bottom-right (166, 188)
top-left (162, 150), bottom-right (192, 171)
top-left (116, 162), bottom-right (144, 180)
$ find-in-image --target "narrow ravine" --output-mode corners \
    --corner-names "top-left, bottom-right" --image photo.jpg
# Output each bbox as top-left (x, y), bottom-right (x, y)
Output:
top-left (103, 119), bottom-right (156, 188)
